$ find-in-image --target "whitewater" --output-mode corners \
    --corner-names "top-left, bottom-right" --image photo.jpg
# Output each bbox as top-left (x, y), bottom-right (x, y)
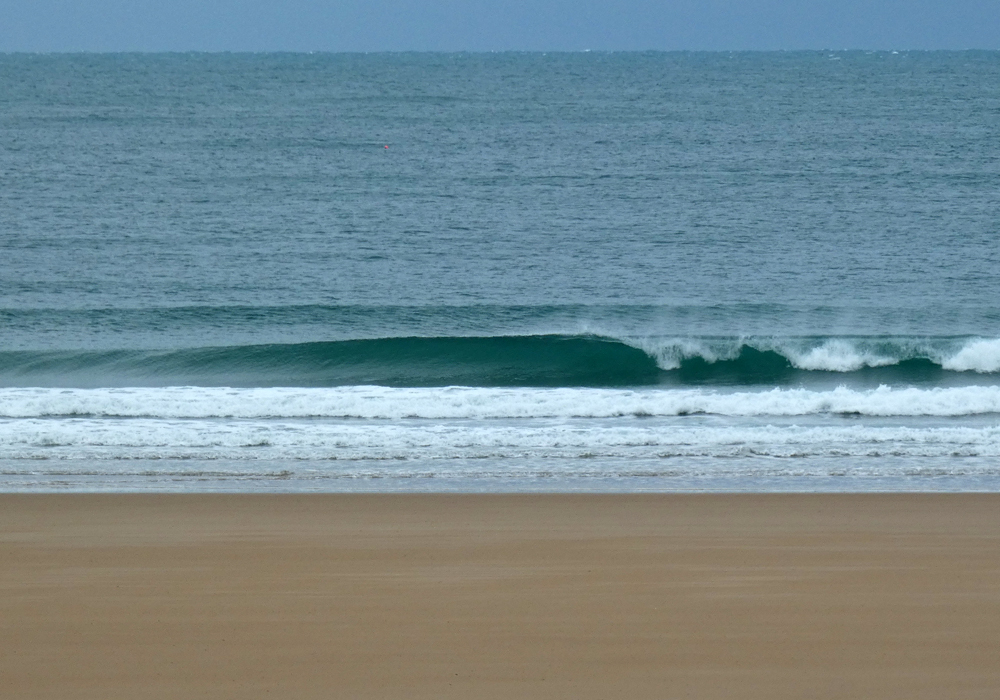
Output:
top-left (4, 385), bottom-right (1000, 419)
top-left (1, 384), bottom-right (999, 491)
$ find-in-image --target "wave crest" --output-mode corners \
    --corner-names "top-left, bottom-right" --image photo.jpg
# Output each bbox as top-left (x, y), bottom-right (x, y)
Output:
top-left (640, 336), bottom-right (1000, 378)
top-left (941, 338), bottom-right (1000, 373)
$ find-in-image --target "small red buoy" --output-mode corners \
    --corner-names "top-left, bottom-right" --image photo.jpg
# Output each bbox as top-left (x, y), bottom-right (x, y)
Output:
top-left (384, 145), bottom-right (389, 149)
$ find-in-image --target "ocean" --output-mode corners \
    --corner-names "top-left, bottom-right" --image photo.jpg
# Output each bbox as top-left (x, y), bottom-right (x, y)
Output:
top-left (2, 51), bottom-right (999, 491)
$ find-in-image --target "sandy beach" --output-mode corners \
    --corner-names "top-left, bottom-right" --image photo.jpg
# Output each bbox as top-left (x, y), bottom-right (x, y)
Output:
top-left (2, 493), bottom-right (999, 699)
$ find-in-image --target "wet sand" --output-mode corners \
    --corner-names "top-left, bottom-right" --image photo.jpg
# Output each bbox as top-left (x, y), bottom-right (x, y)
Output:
top-left (2, 493), bottom-right (999, 699)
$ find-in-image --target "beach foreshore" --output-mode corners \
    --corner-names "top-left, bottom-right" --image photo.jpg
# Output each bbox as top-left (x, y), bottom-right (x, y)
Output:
top-left (2, 493), bottom-right (998, 699)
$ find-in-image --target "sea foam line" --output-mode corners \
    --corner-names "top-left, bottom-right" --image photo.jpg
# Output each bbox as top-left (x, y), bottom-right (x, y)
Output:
top-left (3, 419), bottom-right (1000, 461)
top-left (3, 385), bottom-right (1000, 418)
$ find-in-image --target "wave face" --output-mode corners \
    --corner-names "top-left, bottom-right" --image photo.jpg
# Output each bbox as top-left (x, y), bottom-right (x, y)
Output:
top-left (0, 336), bottom-right (656, 388)
top-left (2, 335), bottom-right (1000, 388)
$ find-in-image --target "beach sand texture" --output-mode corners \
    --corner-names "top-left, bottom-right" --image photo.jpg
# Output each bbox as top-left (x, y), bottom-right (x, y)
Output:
top-left (2, 493), bottom-right (999, 699)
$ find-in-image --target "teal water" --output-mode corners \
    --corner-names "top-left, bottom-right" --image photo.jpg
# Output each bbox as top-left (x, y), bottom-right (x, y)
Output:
top-left (2, 52), bottom-right (999, 491)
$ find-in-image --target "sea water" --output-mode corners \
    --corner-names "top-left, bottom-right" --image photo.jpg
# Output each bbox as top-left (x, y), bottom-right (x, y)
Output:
top-left (2, 51), bottom-right (999, 491)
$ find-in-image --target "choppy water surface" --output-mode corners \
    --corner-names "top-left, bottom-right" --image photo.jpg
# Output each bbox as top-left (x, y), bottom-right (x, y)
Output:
top-left (2, 52), bottom-right (999, 491)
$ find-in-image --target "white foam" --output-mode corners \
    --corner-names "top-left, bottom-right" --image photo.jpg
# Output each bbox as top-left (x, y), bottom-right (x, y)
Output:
top-left (2, 384), bottom-right (1000, 419)
top-left (783, 339), bottom-right (895, 372)
top-left (624, 335), bottom-right (1000, 374)
top-left (942, 338), bottom-right (1000, 373)
top-left (2, 418), bottom-right (999, 462)
top-left (636, 337), bottom-right (734, 370)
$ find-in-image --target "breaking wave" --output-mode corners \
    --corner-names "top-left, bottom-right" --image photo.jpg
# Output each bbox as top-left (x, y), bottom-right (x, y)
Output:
top-left (1, 334), bottom-right (1000, 388)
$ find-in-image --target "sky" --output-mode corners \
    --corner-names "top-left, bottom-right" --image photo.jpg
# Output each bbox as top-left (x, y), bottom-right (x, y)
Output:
top-left (0, 0), bottom-right (998, 52)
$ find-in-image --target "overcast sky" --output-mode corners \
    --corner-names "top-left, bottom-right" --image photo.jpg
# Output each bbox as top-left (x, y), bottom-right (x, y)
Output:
top-left (1, 0), bottom-right (997, 52)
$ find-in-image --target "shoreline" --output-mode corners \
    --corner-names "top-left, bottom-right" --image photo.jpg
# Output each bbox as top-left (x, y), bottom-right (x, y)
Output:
top-left (3, 493), bottom-right (999, 699)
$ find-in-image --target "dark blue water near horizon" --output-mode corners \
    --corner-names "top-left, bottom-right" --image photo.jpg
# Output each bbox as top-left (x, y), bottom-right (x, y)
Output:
top-left (2, 52), bottom-right (1000, 491)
